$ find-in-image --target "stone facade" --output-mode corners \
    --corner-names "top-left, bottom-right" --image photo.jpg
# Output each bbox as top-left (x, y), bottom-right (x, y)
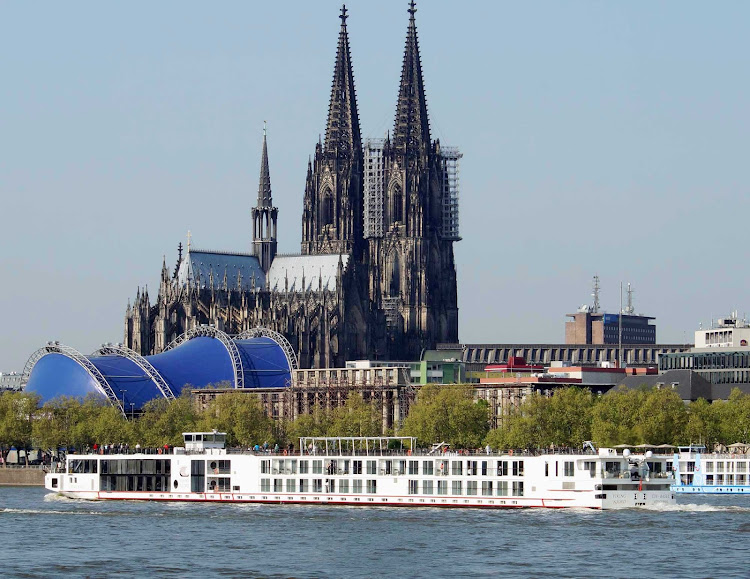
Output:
top-left (125, 4), bottom-right (460, 368)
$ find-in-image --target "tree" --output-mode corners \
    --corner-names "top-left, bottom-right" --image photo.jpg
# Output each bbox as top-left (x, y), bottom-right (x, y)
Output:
top-left (0, 392), bottom-right (39, 450)
top-left (401, 384), bottom-right (489, 448)
top-left (717, 389), bottom-right (750, 444)
top-left (328, 394), bottom-right (382, 437)
top-left (683, 398), bottom-right (721, 447)
top-left (591, 387), bottom-right (644, 446)
top-left (633, 388), bottom-right (687, 445)
top-left (284, 409), bottom-right (333, 448)
top-left (136, 392), bottom-right (198, 447)
top-left (197, 392), bottom-right (274, 447)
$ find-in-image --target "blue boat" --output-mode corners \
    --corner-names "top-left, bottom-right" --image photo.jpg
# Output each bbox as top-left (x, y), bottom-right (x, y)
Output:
top-left (672, 445), bottom-right (750, 494)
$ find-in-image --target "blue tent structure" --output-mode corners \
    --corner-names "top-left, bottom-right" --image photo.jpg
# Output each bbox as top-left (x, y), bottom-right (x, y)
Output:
top-left (23, 326), bottom-right (296, 414)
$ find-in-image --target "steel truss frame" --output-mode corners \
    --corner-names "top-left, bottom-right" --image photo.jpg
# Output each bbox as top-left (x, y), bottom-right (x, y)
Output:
top-left (92, 344), bottom-right (176, 400)
top-left (165, 325), bottom-right (245, 389)
top-left (236, 327), bottom-right (299, 371)
top-left (22, 343), bottom-right (125, 416)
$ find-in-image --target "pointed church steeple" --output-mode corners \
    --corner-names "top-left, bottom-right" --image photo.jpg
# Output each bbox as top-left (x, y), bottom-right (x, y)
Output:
top-left (252, 123), bottom-right (278, 272)
top-left (393, 1), bottom-right (430, 153)
top-left (257, 121), bottom-right (272, 207)
top-left (301, 4), bottom-right (365, 256)
top-left (324, 5), bottom-right (361, 157)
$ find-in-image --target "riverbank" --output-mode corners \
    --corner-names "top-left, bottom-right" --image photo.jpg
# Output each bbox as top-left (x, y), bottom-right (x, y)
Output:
top-left (0, 467), bottom-right (44, 485)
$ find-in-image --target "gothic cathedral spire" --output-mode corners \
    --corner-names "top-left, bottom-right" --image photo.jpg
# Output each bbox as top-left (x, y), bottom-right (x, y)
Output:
top-left (252, 123), bottom-right (278, 272)
top-left (301, 5), bottom-right (364, 256)
top-left (325, 5), bottom-right (361, 157)
top-left (393, 0), bottom-right (430, 154)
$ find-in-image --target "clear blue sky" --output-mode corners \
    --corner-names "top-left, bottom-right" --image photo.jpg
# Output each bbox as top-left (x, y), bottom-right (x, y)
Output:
top-left (2, 1), bottom-right (749, 370)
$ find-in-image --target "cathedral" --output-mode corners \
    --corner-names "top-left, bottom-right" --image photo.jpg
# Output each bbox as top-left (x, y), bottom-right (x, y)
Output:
top-left (125, 2), bottom-right (461, 368)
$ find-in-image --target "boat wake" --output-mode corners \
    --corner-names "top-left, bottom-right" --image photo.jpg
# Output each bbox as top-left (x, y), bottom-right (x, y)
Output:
top-left (1, 507), bottom-right (107, 516)
top-left (642, 503), bottom-right (750, 513)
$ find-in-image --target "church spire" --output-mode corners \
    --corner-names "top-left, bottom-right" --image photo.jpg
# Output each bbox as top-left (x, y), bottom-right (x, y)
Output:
top-left (393, 1), bottom-right (430, 152)
top-left (257, 121), bottom-right (272, 207)
top-left (324, 5), bottom-right (361, 156)
top-left (252, 123), bottom-right (278, 272)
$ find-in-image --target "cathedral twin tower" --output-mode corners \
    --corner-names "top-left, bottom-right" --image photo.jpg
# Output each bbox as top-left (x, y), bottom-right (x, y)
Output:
top-left (125, 3), bottom-right (461, 368)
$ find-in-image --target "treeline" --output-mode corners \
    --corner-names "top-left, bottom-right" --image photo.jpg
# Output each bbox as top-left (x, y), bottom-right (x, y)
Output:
top-left (1, 385), bottom-right (749, 453)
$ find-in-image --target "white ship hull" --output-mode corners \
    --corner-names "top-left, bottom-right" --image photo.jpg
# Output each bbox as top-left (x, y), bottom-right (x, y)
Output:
top-left (45, 435), bottom-right (675, 510)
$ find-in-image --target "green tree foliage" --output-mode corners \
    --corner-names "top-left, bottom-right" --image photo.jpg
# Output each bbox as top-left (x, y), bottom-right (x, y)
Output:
top-left (0, 391), bottom-right (39, 449)
top-left (485, 388), bottom-right (595, 449)
top-left (401, 384), bottom-right (489, 448)
top-left (328, 394), bottom-right (382, 437)
top-left (283, 410), bottom-right (333, 447)
top-left (136, 393), bottom-right (198, 447)
top-left (683, 398), bottom-right (721, 447)
top-left (715, 389), bottom-right (750, 444)
top-left (590, 387), bottom-right (644, 446)
top-left (197, 391), bottom-right (274, 447)
top-left (633, 388), bottom-right (687, 445)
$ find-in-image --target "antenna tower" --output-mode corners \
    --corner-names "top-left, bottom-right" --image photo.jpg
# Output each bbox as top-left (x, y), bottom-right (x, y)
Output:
top-left (591, 275), bottom-right (601, 314)
top-left (624, 283), bottom-right (635, 315)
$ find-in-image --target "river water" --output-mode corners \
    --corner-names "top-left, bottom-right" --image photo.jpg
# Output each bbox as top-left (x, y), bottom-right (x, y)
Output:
top-left (0, 487), bottom-right (748, 578)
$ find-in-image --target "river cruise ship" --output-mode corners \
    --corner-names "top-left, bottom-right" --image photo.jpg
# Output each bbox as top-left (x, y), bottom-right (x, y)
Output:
top-left (672, 445), bottom-right (750, 494)
top-left (45, 433), bottom-right (675, 509)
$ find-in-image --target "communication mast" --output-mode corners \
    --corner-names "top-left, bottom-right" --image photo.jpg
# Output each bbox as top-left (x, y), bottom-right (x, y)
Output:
top-left (591, 275), bottom-right (601, 314)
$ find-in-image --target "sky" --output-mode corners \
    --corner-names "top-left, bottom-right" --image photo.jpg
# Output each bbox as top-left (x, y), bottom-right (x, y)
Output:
top-left (1, 1), bottom-right (749, 371)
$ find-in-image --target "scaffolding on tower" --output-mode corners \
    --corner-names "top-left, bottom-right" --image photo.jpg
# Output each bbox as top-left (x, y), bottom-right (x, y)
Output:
top-left (440, 147), bottom-right (462, 240)
top-left (363, 138), bottom-right (386, 239)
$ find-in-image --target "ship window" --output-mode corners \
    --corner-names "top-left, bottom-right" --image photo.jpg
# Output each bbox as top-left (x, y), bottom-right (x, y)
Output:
top-left (367, 480), bottom-right (377, 494)
top-left (312, 460), bottom-right (323, 474)
top-left (352, 480), bottom-right (363, 493)
top-left (497, 461), bottom-right (508, 477)
top-left (408, 480), bottom-right (419, 495)
top-left (451, 461), bottom-right (463, 476)
top-left (286, 479), bottom-right (296, 493)
top-left (545, 462), bottom-right (549, 477)
top-left (353, 460), bottom-right (363, 475)
top-left (299, 479), bottom-right (308, 492)
top-left (564, 461), bottom-right (574, 477)
top-left (312, 479), bottom-right (323, 493)
top-left (512, 481), bottom-right (524, 497)
top-left (437, 481), bottom-right (448, 495)
top-left (367, 461), bottom-right (377, 475)
top-left (260, 479), bottom-right (270, 492)
top-left (481, 461), bottom-right (488, 476)
top-left (482, 481), bottom-right (493, 496)
top-left (422, 461), bottom-right (434, 475)
top-left (451, 481), bottom-right (462, 495)
top-left (423, 480), bottom-right (434, 494)
top-left (496, 481), bottom-right (508, 496)
top-left (339, 480), bottom-right (349, 493)
top-left (299, 460), bottom-right (309, 474)
top-left (467, 461), bottom-right (477, 476)
top-left (274, 479), bottom-right (283, 493)
top-left (409, 460), bottom-right (419, 475)
top-left (261, 460), bottom-right (270, 474)
top-left (466, 481), bottom-right (478, 495)
top-left (512, 461), bottom-right (524, 477)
